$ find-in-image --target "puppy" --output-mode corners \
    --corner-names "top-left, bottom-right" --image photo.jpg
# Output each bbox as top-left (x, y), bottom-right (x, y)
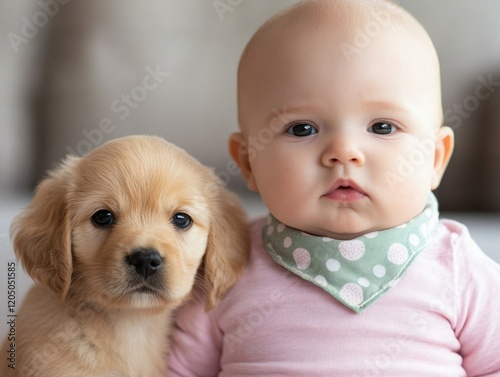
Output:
top-left (1, 135), bottom-right (249, 377)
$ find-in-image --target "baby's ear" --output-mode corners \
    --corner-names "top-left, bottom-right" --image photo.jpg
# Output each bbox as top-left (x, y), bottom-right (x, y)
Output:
top-left (431, 126), bottom-right (454, 189)
top-left (228, 132), bottom-right (258, 192)
top-left (11, 156), bottom-right (79, 300)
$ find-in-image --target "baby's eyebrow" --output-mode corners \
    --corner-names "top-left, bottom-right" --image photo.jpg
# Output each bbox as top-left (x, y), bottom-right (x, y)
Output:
top-left (363, 99), bottom-right (414, 115)
top-left (265, 100), bottom-right (414, 125)
top-left (266, 103), bottom-right (323, 124)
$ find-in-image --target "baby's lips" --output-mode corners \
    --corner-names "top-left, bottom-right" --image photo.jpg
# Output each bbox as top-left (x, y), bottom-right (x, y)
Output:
top-left (326, 178), bottom-right (364, 194)
top-left (323, 179), bottom-right (367, 200)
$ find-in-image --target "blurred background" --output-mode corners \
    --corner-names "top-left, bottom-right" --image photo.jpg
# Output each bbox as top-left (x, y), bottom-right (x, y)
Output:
top-left (0, 0), bottom-right (500, 210)
top-left (0, 0), bottom-right (499, 341)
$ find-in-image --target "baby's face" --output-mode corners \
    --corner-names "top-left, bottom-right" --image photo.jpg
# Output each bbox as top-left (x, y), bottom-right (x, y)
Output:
top-left (235, 13), bottom-right (452, 239)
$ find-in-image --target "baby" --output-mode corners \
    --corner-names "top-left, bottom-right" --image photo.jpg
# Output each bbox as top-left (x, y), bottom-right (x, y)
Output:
top-left (168, 1), bottom-right (500, 375)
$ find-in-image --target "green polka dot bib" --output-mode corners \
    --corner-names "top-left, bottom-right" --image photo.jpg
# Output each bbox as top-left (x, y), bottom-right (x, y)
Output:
top-left (262, 193), bottom-right (439, 313)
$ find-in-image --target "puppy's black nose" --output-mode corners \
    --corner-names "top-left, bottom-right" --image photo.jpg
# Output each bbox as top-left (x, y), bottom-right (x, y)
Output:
top-left (127, 249), bottom-right (163, 279)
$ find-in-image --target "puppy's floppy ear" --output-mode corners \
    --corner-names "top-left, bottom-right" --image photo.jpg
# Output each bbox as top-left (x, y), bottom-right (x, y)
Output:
top-left (11, 156), bottom-right (79, 300)
top-left (203, 182), bottom-right (250, 310)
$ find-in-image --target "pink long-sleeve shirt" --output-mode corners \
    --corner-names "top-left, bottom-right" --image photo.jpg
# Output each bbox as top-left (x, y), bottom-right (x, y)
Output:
top-left (168, 217), bottom-right (500, 376)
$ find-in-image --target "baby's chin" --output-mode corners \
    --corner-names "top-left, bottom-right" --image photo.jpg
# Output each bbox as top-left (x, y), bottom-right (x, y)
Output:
top-left (310, 217), bottom-right (422, 240)
top-left (274, 208), bottom-right (417, 240)
top-left (299, 224), bottom-right (377, 241)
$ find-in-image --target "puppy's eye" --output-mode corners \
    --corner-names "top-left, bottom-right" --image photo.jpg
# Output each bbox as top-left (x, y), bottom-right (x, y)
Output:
top-left (91, 210), bottom-right (115, 227)
top-left (171, 212), bottom-right (192, 230)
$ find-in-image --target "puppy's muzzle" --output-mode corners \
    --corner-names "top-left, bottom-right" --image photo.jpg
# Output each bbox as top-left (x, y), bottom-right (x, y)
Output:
top-left (127, 249), bottom-right (163, 279)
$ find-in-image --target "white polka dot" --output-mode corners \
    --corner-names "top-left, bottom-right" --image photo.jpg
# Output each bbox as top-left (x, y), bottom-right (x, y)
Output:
top-left (266, 215), bottom-right (272, 225)
top-left (277, 223), bottom-right (286, 233)
top-left (326, 259), bottom-right (341, 272)
top-left (396, 223), bottom-right (407, 229)
top-left (387, 243), bottom-right (409, 265)
top-left (301, 231), bottom-right (312, 237)
top-left (420, 223), bottom-right (428, 238)
top-left (266, 225), bottom-right (274, 236)
top-left (409, 234), bottom-right (420, 246)
top-left (364, 231), bottom-right (379, 239)
top-left (315, 275), bottom-right (327, 286)
top-left (283, 237), bottom-right (292, 248)
top-left (424, 208), bottom-right (432, 218)
top-left (322, 237), bottom-right (334, 243)
top-left (293, 248), bottom-right (311, 270)
top-left (339, 240), bottom-right (365, 261)
top-left (373, 265), bottom-right (386, 278)
top-left (358, 277), bottom-right (370, 287)
top-left (340, 283), bottom-right (364, 306)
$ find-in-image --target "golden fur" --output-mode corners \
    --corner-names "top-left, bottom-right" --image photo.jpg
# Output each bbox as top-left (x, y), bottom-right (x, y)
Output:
top-left (1, 135), bottom-right (249, 377)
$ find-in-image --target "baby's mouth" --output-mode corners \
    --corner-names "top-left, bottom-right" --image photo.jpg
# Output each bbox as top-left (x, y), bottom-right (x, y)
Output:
top-left (323, 180), bottom-right (367, 202)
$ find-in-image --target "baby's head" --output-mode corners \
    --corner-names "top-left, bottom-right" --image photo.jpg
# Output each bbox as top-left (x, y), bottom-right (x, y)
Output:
top-left (230, 0), bottom-right (454, 239)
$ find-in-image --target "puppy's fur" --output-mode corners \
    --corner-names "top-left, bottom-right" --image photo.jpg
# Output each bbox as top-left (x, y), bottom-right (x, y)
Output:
top-left (1, 135), bottom-right (249, 377)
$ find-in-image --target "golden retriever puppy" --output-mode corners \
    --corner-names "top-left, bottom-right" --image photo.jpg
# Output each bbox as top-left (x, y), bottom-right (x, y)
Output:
top-left (1, 135), bottom-right (249, 377)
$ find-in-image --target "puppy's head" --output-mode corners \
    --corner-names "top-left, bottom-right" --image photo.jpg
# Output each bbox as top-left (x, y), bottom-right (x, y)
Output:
top-left (12, 135), bottom-right (249, 310)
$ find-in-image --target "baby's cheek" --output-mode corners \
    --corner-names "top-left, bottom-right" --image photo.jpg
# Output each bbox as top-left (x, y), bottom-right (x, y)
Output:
top-left (383, 146), bottom-right (434, 190)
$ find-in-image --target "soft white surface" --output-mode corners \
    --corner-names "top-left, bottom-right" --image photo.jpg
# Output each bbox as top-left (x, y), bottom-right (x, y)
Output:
top-left (1, 192), bottom-right (499, 341)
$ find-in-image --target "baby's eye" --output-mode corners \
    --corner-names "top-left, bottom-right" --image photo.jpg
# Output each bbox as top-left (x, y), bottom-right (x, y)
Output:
top-left (368, 122), bottom-right (397, 135)
top-left (286, 123), bottom-right (318, 137)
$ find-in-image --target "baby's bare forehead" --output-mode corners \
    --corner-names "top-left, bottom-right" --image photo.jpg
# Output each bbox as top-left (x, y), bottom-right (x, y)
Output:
top-left (237, 0), bottom-right (443, 132)
top-left (240, 0), bottom-right (426, 61)
top-left (239, 1), bottom-right (439, 93)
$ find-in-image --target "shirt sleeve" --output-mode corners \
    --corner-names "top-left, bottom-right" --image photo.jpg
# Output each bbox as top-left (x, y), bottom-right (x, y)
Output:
top-left (167, 297), bottom-right (223, 377)
top-left (452, 225), bottom-right (500, 376)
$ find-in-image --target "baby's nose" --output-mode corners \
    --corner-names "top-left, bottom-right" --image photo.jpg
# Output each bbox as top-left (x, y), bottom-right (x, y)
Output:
top-left (321, 137), bottom-right (365, 167)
